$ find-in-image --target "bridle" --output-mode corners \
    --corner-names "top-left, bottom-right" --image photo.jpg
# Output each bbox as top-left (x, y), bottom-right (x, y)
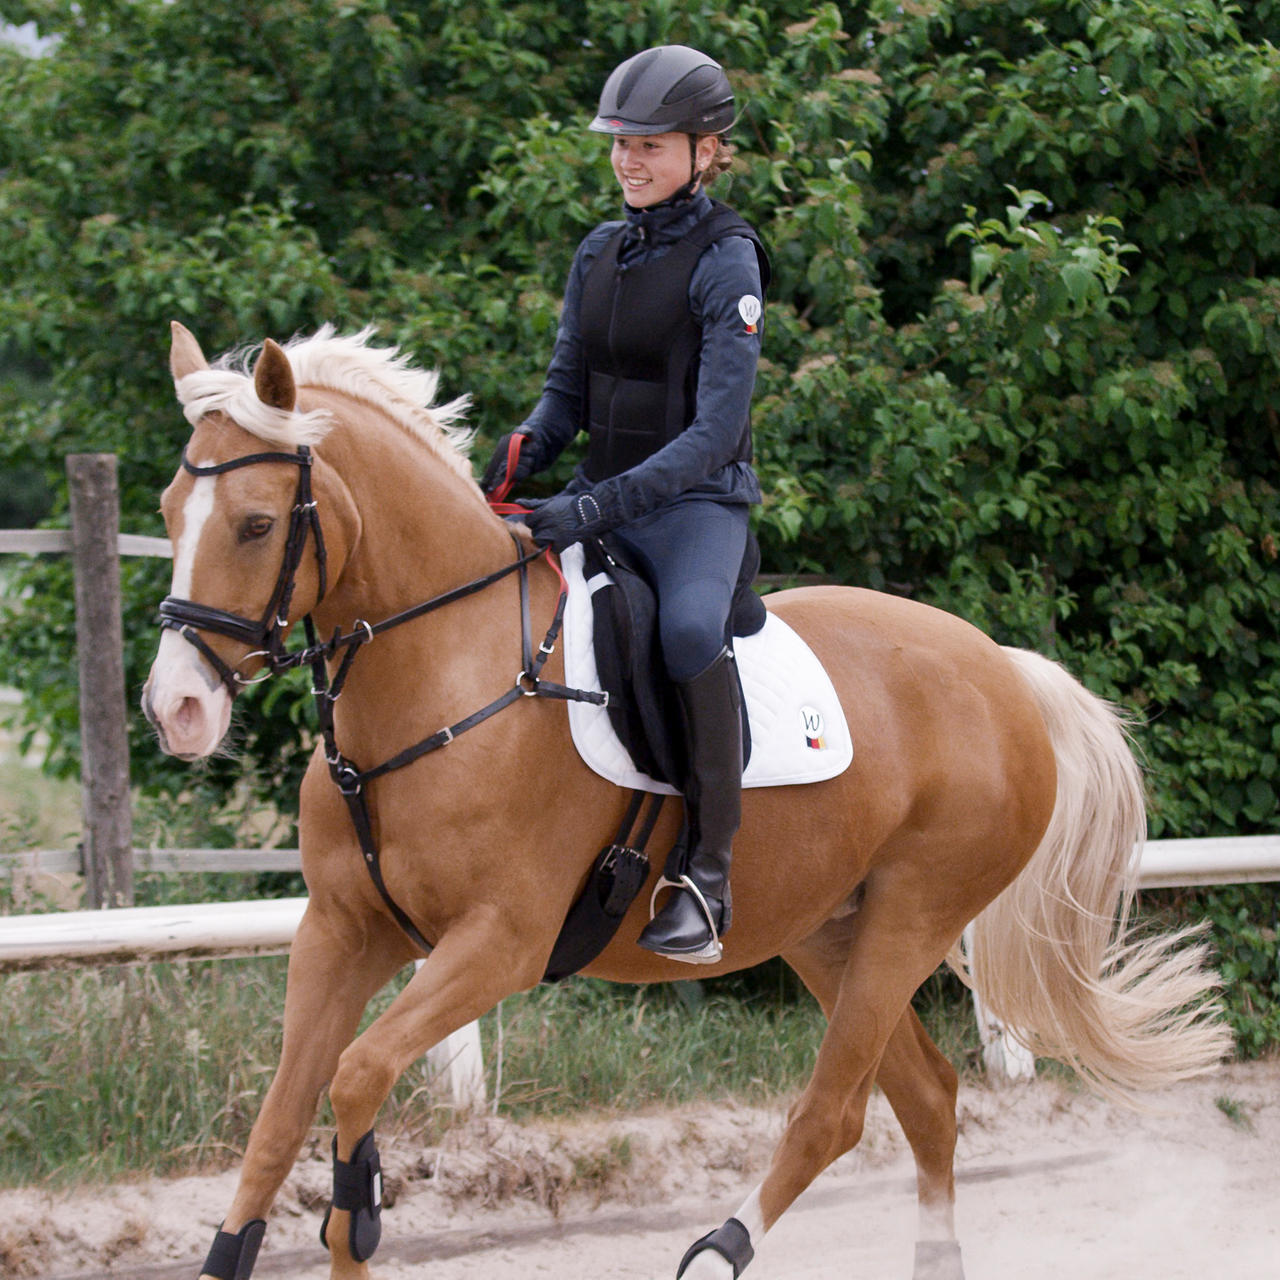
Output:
top-left (156, 438), bottom-right (605, 955)
top-left (158, 445), bottom-right (326, 693)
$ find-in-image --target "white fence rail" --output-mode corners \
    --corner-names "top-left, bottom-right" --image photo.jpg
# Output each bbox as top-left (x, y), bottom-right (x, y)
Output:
top-left (1129, 835), bottom-right (1280, 887)
top-left (3, 836), bottom-right (1276, 1097)
top-left (6, 836), bottom-right (1277, 976)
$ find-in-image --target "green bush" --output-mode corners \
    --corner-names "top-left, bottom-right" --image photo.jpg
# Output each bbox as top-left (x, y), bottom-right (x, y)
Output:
top-left (1, 1), bottom-right (1276, 1049)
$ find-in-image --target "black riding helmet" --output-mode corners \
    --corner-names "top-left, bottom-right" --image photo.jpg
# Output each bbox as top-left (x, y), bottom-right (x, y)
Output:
top-left (589, 45), bottom-right (735, 137)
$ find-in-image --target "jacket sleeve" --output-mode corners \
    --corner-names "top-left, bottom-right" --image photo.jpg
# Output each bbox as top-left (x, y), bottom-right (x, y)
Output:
top-left (584, 234), bottom-right (764, 524)
top-left (517, 226), bottom-right (617, 474)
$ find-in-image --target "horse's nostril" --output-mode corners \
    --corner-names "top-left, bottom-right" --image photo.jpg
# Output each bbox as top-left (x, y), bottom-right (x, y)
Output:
top-left (173, 695), bottom-right (203, 735)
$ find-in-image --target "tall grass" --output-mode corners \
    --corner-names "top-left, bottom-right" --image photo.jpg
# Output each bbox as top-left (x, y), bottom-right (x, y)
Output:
top-left (1, 960), bottom-right (288, 1184)
top-left (0, 957), bottom-right (980, 1188)
top-left (487, 978), bottom-right (828, 1117)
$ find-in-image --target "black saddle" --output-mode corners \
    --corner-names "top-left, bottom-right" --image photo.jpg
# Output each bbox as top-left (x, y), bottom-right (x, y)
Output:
top-left (582, 530), bottom-right (765, 789)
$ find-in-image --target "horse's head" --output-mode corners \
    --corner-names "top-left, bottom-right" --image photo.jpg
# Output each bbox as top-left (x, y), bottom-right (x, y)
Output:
top-left (142, 323), bottom-right (357, 759)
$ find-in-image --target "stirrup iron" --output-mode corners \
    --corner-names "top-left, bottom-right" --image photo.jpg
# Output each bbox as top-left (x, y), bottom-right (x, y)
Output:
top-left (646, 873), bottom-right (723, 964)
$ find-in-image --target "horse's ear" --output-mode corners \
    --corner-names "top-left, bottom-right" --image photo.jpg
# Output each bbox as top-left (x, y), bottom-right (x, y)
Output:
top-left (254, 338), bottom-right (296, 413)
top-left (169, 321), bottom-right (209, 382)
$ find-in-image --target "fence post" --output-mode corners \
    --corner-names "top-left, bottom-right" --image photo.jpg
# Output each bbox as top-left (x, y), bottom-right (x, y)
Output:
top-left (67, 454), bottom-right (134, 908)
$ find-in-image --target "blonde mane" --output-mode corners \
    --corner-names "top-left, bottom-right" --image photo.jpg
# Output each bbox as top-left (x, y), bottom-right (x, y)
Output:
top-left (174, 326), bottom-right (477, 486)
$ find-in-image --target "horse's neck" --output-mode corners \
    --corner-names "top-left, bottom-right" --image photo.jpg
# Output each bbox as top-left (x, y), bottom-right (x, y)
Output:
top-left (317, 410), bottom-right (512, 625)
top-left (308, 411), bottom-right (534, 750)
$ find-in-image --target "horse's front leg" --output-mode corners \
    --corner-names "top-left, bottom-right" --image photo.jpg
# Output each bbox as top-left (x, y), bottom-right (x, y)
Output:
top-left (197, 901), bottom-right (404, 1280)
top-left (321, 905), bottom-right (541, 1279)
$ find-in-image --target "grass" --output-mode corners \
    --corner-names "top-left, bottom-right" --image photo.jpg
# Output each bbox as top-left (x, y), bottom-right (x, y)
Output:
top-left (0, 956), bottom-right (983, 1189)
top-left (486, 978), bottom-right (828, 1118)
top-left (0, 755), bottom-right (81, 859)
top-left (1214, 1093), bottom-right (1256, 1132)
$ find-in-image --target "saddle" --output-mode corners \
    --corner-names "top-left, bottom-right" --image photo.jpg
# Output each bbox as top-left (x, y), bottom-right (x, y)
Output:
top-left (539, 535), bottom-right (853, 981)
top-left (582, 531), bottom-right (766, 790)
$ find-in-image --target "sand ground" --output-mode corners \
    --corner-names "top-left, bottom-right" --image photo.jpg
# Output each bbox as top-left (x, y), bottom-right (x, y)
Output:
top-left (3, 1058), bottom-right (1276, 1279)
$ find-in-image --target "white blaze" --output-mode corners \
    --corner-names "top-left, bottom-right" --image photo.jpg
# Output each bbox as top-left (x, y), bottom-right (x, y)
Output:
top-left (171, 471), bottom-right (217, 596)
top-left (144, 468), bottom-right (233, 758)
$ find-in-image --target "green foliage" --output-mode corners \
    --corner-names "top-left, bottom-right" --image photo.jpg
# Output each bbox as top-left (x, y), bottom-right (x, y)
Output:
top-left (1199, 885), bottom-right (1280, 1056)
top-left (1, 1), bottom-right (1277, 1049)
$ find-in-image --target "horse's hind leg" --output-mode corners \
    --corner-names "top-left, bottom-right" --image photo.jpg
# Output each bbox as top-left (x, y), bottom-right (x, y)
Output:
top-left (877, 1006), bottom-right (965, 1280)
top-left (678, 896), bottom-right (966, 1280)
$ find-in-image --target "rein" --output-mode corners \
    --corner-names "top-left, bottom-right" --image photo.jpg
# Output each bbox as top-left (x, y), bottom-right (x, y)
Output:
top-left (158, 439), bottom-right (606, 955)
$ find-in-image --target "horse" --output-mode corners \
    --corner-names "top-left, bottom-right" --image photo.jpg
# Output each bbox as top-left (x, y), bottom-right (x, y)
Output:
top-left (142, 322), bottom-right (1228, 1280)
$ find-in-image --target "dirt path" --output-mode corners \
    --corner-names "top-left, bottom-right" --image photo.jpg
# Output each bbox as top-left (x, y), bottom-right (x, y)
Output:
top-left (5, 1059), bottom-right (1277, 1279)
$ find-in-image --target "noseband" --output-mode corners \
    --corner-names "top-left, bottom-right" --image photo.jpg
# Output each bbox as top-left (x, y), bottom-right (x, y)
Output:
top-left (158, 446), bottom-right (326, 693)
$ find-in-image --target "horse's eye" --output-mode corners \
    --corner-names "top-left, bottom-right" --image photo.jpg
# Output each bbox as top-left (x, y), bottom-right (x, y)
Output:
top-left (240, 515), bottom-right (275, 543)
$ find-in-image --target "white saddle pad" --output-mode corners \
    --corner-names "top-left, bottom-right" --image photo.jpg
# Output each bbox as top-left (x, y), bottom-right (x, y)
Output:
top-left (559, 543), bottom-right (853, 795)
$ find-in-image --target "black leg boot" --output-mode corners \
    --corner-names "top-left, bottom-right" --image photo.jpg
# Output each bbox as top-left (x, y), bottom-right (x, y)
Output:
top-left (638, 647), bottom-right (743, 964)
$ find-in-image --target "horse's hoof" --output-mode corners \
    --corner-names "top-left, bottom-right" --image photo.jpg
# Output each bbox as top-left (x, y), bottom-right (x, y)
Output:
top-left (677, 1251), bottom-right (738, 1280)
top-left (913, 1239), bottom-right (965, 1280)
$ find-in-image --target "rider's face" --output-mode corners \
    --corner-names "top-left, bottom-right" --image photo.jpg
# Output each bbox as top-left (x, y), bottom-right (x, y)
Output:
top-left (610, 132), bottom-right (716, 207)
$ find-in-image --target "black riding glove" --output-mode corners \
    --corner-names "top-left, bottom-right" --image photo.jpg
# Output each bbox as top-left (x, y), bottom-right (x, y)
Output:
top-left (523, 490), bottom-right (616, 553)
top-left (480, 428), bottom-right (536, 495)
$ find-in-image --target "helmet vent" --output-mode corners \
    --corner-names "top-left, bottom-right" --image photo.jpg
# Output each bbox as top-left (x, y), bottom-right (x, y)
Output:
top-left (662, 64), bottom-right (720, 105)
top-left (616, 47), bottom-right (663, 110)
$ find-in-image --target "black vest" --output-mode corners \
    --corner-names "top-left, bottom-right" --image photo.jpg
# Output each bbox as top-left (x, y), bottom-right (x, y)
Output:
top-left (578, 201), bottom-right (770, 483)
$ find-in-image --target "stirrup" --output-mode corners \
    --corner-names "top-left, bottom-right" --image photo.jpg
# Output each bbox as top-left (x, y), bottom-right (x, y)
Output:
top-left (645, 873), bottom-right (724, 964)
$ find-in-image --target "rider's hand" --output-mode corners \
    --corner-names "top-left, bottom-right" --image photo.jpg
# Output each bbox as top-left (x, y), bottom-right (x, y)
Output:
top-left (480, 429), bottom-right (536, 496)
top-left (524, 490), bottom-right (613, 553)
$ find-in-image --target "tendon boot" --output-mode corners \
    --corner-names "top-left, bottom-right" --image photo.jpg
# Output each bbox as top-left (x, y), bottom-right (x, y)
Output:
top-left (639, 647), bottom-right (742, 964)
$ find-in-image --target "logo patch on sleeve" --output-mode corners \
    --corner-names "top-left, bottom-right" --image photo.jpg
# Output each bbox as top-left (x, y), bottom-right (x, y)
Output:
top-left (738, 294), bottom-right (762, 334)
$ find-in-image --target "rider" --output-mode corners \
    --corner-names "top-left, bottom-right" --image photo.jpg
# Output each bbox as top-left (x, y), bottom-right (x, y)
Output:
top-left (481, 45), bottom-right (769, 965)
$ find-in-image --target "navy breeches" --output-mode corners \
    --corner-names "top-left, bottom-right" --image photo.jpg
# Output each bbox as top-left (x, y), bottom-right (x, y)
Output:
top-left (612, 500), bottom-right (750, 683)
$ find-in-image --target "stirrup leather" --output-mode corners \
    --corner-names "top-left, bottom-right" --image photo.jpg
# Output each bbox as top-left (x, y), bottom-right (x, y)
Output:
top-left (647, 873), bottom-right (724, 963)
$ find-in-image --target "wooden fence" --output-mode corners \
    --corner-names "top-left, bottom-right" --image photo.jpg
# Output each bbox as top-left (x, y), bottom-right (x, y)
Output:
top-left (2, 454), bottom-right (171, 908)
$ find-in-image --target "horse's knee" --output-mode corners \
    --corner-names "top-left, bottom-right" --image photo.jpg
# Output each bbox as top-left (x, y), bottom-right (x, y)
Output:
top-left (328, 1043), bottom-right (397, 1134)
top-left (780, 1087), bottom-right (867, 1173)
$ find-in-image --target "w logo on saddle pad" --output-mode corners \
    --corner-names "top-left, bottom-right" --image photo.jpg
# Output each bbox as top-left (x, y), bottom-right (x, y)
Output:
top-left (801, 706), bottom-right (828, 751)
top-left (559, 543), bottom-right (853, 795)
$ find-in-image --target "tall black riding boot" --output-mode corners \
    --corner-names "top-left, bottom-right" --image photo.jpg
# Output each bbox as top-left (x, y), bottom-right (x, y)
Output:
top-left (638, 647), bottom-right (743, 964)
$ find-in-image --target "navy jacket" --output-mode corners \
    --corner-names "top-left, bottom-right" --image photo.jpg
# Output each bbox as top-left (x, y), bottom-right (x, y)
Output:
top-left (519, 190), bottom-right (764, 527)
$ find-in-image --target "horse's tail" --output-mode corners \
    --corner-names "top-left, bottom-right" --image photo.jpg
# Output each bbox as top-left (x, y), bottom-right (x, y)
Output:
top-left (949, 647), bottom-right (1231, 1104)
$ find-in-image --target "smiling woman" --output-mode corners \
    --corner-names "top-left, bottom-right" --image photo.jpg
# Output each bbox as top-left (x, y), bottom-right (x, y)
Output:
top-left (479, 44), bottom-right (771, 968)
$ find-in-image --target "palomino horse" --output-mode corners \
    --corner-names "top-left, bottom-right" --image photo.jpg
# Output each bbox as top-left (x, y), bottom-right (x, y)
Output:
top-left (143, 323), bottom-right (1227, 1280)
